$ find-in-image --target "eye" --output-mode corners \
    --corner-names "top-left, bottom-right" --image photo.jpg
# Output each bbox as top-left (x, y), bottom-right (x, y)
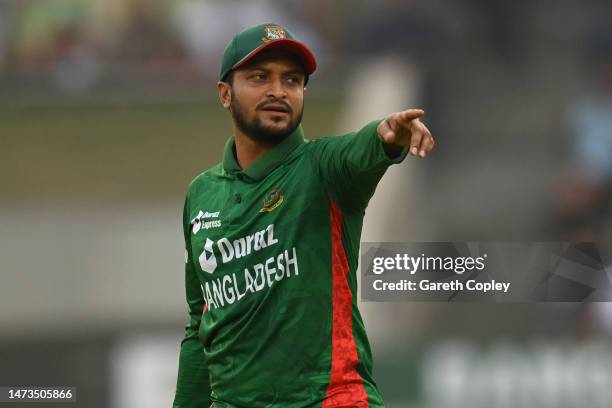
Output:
top-left (252, 73), bottom-right (267, 80)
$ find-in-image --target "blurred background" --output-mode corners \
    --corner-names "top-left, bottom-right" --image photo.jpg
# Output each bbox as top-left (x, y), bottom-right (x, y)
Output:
top-left (1, 0), bottom-right (612, 407)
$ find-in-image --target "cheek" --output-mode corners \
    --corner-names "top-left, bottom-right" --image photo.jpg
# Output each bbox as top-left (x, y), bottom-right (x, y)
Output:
top-left (232, 89), bottom-right (259, 116)
top-left (289, 91), bottom-right (304, 113)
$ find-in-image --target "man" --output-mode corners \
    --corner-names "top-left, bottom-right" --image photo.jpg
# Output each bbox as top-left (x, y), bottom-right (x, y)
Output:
top-left (173, 23), bottom-right (434, 408)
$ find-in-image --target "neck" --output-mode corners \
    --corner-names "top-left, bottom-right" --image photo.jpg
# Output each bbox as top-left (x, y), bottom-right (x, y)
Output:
top-left (232, 125), bottom-right (278, 169)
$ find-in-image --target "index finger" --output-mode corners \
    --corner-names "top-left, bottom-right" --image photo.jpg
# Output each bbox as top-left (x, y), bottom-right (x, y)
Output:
top-left (398, 109), bottom-right (425, 122)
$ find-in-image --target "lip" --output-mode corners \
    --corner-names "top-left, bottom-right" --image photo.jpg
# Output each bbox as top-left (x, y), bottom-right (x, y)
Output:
top-left (259, 103), bottom-right (290, 113)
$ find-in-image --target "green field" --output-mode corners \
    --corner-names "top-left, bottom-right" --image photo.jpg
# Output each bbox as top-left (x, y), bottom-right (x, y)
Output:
top-left (0, 97), bottom-right (342, 202)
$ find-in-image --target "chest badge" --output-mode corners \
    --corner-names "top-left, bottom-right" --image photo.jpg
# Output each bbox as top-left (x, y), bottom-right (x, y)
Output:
top-left (260, 187), bottom-right (284, 213)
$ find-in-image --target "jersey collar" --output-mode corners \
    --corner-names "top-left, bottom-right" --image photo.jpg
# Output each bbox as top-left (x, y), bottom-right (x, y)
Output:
top-left (222, 125), bottom-right (306, 181)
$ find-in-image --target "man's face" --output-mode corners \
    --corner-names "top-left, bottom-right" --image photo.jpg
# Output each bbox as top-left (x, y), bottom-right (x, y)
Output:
top-left (221, 52), bottom-right (306, 143)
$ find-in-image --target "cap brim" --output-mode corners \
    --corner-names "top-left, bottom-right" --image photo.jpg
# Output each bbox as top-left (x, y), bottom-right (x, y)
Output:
top-left (231, 38), bottom-right (317, 76)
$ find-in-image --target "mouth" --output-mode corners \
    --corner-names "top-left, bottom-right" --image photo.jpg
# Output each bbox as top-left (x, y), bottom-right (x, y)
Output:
top-left (259, 103), bottom-right (291, 114)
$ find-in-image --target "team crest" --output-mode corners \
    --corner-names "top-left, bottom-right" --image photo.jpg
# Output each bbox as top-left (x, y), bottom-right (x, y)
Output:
top-left (260, 187), bottom-right (284, 213)
top-left (262, 24), bottom-right (286, 43)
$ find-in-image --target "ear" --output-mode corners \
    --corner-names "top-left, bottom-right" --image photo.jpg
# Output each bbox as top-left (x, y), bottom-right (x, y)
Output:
top-left (217, 81), bottom-right (232, 109)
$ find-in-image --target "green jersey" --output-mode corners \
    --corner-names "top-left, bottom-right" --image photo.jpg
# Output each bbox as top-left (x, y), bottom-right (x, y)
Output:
top-left (173, 119), bottom-right (407, 408)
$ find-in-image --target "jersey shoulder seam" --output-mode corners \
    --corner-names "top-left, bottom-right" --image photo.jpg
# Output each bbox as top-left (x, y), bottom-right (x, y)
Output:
top-left (188, 162), bottom-right (223, 188)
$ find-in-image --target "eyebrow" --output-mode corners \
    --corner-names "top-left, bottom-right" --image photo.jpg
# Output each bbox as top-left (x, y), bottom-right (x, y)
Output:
top-left (245, 65), bottom-right (305, 76)
top-left (284, 69), bottom-right (305, 77)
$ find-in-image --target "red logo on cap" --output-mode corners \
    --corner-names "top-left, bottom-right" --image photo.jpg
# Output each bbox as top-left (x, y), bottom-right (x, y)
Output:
top-left (262, 24), bottom-right (286, 42)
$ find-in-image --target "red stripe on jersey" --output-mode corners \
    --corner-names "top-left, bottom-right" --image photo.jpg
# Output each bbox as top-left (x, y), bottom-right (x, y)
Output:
top-left (323, 198), bottom-right (369, 408)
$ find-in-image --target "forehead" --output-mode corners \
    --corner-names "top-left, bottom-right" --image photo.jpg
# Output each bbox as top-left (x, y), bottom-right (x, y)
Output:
top-left (235, 50), bottom-right (306, 74)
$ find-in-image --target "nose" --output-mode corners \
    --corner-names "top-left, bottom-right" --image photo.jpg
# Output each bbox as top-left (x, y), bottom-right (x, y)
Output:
top-left (266, 78), bottom-right (287, 99)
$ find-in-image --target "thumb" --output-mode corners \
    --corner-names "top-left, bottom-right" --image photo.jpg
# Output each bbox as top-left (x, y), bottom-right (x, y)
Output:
top-left (377, 119), bottom-right (396, 143)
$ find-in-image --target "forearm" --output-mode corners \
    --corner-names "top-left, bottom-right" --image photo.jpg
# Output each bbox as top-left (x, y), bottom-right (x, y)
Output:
top-left (173, 335), bottom-right (211, 408)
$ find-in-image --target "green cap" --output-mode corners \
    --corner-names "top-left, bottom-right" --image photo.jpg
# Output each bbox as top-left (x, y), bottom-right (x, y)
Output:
top-left (219, 23), bottom-right (317, 81)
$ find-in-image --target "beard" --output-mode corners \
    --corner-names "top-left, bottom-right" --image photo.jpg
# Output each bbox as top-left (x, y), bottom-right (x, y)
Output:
top-left (230, 95), bottom-right (303, 143)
